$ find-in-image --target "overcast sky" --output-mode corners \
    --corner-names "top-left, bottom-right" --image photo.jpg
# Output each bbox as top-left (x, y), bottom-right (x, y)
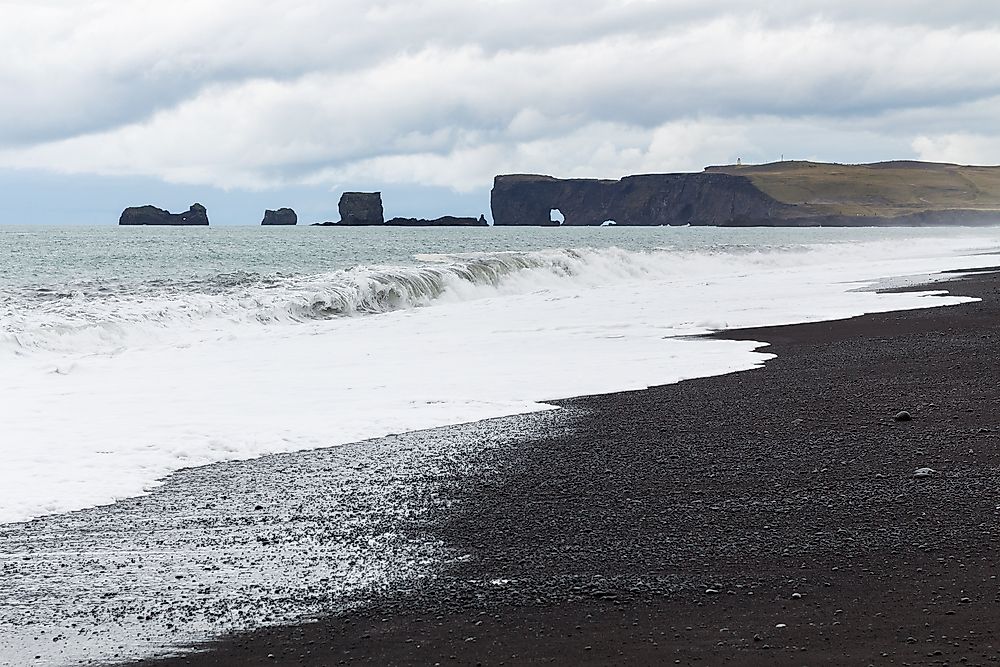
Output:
top-left (2, 0), bottom-right (1000, 224)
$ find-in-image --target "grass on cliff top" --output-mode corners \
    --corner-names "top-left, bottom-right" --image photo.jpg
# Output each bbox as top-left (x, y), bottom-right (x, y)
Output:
top-left (707, 161), bottom-right (1000, 216)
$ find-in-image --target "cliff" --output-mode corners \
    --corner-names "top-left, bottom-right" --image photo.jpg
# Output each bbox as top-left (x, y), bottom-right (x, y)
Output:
top-left (491, 173), bottom-right (793, 226)
top-left (492, 162), bottom-right (1000, 226)
top-left (119, 203), bottom-right (209, 226)
top-left (261, 208), bottom-right (297, 225)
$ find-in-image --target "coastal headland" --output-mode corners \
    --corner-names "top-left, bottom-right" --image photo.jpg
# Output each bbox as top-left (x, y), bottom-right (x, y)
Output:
top-left (491, 161), bottom-right (1000, 226)
top-left (131, 269), bottom-right (1000, 666)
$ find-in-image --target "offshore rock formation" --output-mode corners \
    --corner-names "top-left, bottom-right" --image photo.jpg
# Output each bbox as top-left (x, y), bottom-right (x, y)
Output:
top-left (261, 208), bottom-right (297, 226)
top-left (490, 174), bottom-right (792, 226)
top-left (338, 192), bottom-right (384, 226)
top-left (119, 203), bottom-right (209, 226)
top-left (312, 192), bottom-right (487, 226)
top-left (385, 215), bottom-right (488, 227)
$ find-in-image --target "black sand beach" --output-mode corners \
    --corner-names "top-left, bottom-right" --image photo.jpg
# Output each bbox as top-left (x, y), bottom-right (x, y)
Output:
top-left (132, 271), bottom-right (1000, 666)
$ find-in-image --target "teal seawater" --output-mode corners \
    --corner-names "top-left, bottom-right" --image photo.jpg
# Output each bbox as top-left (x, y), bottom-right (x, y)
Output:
top-left (3, 224), bottom-right (999, 290)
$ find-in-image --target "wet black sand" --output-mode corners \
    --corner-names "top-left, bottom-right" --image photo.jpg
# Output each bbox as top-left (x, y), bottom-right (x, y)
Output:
top-left (134, 272), bottom-right (1000, 666)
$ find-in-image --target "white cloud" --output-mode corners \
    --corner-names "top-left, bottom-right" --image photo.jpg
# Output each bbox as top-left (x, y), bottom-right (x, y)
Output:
top-left (913, 133), bottom-right (1000, 165)
top-left (1, 1), bottom-right (1000, 192)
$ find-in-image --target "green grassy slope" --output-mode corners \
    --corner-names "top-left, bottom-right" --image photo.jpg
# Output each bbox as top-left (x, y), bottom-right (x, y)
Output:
top-left (706, 161), bottom-right (1000, 217)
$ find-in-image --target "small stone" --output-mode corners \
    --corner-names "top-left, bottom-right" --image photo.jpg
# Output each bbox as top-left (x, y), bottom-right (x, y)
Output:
top-left (776, 623), bottom-right (787, 629)
top-left (791, 592), bottom-right (802, 599)
top-left (961, 597), bottom-right (971, 603)
top-left (913, 467), bottom-right (937, 478)
top-left (895, 411), bottom-right (912, 422)
top-left (705, 588), bottom-right (720, 595)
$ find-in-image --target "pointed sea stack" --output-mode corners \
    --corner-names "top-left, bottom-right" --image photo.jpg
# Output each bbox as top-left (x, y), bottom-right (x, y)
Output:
top-left (119, 203), bottom-right (209, 226)
top-left (261, 208), bottom-right (297, 225)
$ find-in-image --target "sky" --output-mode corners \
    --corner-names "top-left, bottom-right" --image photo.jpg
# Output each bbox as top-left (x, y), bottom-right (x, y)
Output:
top-left (2, 1), bottom-right (1000, 224)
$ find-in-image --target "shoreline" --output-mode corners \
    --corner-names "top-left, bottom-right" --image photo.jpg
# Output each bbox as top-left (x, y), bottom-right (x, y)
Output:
top-left (127, 269), bottom-right (1000, 666)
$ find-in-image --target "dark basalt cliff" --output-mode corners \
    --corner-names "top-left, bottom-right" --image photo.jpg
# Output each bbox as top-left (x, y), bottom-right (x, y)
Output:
top-left (119, 203), bottom-right (209, 226)
top-left (261, 208), bottom-right (297, 225)
top-left (386, 215), bottom-right (488, 227)
top-left (491, 173), bottom-right (794, 226)
top-left (338, 192), bottom-right (384, 226)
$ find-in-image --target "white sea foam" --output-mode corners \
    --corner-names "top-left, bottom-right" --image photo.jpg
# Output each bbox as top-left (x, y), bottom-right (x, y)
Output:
top-left (2, 234), bottom-right (1000, 524)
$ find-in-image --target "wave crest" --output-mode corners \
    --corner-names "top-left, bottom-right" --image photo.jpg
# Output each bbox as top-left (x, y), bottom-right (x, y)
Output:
top-left (2, 237), bottom-right (982, 358)
top-left (1, 248), bottom-right (661, 356)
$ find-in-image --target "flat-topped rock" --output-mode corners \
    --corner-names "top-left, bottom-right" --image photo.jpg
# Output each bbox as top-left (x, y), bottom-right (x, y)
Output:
top-left (119, 203), bottom-right (209, 226)
top-left (261, 208), bottom-right (297, 226)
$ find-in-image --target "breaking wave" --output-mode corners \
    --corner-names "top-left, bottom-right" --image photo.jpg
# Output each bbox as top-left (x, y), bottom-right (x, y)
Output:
top-left (0, 239), bottom-right (990, 357)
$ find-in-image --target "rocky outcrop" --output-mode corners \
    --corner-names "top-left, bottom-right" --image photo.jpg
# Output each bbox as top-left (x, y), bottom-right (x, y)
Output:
top-left (119, 203), bottom-right (209, 226)
top-left (338, 192), bottom-right (384, 226)
top-left (385, 215), bottom-right (488, 227)
top-left (490, 174), bottom-right (794, 226)
top-left (311, 191), bottom-right (488, 226)
top-left (261, 208), bottom-right (297, 226)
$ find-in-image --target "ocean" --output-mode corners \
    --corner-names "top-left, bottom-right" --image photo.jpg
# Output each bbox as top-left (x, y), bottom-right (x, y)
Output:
top-left (3, 225), bottom-right (1000, 526)
top-left (5, 223), bottom-right (1000, 664)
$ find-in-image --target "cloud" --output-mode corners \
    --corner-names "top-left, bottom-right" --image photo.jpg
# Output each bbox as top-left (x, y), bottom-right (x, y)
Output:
top-left (913, 133), bottom-right (1000, 165)
top-left (1, 1), bottom-right (1000, 193)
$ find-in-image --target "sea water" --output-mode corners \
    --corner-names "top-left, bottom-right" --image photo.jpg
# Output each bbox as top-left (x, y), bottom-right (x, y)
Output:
top-left (3, 224), bottom-right (1000, 525)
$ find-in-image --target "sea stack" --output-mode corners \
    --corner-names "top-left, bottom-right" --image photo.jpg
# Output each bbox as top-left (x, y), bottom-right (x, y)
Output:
top-left (338, 192), bottom-right (384, 226)
top-left (119, 203), bottom-right (210, 226)
top-left (261, 208), bottom-right (297, 225)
